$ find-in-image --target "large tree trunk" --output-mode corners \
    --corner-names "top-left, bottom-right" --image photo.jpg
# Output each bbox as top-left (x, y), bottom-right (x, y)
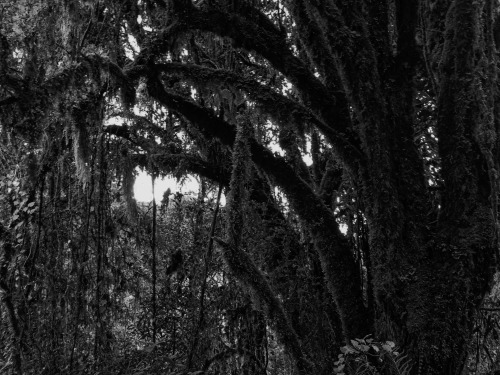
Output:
top-left (4, 0), bottom-right (500, 373)
top-left (414, 2), bottom-right (497, 373)
top-left (327, 1), bottom-right (500, 373)
top-left (368, 1), bottom-right (498, 373)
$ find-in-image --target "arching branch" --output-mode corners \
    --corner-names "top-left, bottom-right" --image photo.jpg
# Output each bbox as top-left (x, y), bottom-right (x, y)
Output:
top-left (134, 153), bottom-right (230, 185)
top-left (127, 62), bottom-right (364, 164)
top-left (287, 0), bottom-right (343, 88)
top-left (105, 123), bottom-right (230, 184)
top-left (146, 76), bottom-right (372, 339)
top-left (218, 116), bottom-right (312, 374)
top-left (132, 3), bottom-right (360, 168)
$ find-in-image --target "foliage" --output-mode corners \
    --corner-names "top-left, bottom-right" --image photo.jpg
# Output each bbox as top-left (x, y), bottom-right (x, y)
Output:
top-left (465, 273), bottom-right (500, 374)
top-left (334, 337), bottom-right (412, 375)
top-left (1, 0), bottom-right (500, 374)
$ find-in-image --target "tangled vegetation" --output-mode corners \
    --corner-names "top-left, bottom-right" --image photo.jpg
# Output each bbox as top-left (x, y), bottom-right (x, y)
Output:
top-left (2, 0), bottom-right (500, 374)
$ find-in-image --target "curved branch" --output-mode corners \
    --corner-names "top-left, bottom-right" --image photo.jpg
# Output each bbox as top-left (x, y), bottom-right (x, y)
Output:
top-left (219, 115), bottom-right (311, 373)
top-left (216, 238), bottom-right (312, 374)
top-left (43, 62), bottom-right (90, 94)
top-left (104, 124), bottom-right (133, 141)
top-left (287, 0), bottom-right (343, 88)
top-left (146, 77), bottom-right (372, 339)
top-left (128, 62), bottom-right (364, 164)
top-left (133, 3), bottom-right (361, 168)
top-left (135, 153), bottom-right (230, 185)
top-left (105, 123), bottom-right (229, 183)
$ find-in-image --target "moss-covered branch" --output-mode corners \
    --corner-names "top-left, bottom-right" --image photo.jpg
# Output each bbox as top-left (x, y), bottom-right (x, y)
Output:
top-left (131, 2), bottom-right (361, 168)
top-left (287, 0), bottom-right (344, 88)
top-left (105, 123), bottom-right (230, 184)
top-left (219, 116), bottom-right (312, 374)
top-left (128, 62), bottom-right (363, 163)
top-left (134, 153), bottom-right (230, 186)
top-left (146, 77), bottom-right (371, 339)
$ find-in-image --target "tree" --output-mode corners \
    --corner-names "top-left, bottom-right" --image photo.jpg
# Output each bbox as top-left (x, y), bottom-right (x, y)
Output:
top-left (1, 0), bottom-right (500, 374)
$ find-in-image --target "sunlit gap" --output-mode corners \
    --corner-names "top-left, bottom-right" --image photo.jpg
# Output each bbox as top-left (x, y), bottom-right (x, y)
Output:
top-left (133, 170), bottom-right (203, 203)
top-left (119, 14), bottom-right (314, 212)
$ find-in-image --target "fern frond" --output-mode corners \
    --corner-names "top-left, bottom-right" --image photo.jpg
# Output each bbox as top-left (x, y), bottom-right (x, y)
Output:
top-left (389, 352), bottom-right (413, 375)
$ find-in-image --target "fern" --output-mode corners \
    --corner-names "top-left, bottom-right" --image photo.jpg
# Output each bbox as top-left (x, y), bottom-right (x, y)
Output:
top-left (335, 337), bottom-right (413, 375)
top-left (386, 351), bottom-right (413, 375)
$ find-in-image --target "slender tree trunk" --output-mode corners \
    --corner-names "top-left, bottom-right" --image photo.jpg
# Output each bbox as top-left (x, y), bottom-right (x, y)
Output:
top-left (151, 175), bottom-right (157, 344)
top-left (187, 182), bottom-right (222, 370)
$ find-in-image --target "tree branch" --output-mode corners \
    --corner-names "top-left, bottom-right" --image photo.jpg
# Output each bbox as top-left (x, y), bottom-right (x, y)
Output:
top-left (127, 62), bottom-right (364, 164)
top-left (135, 153), bottom-right (230, 185)
top-left (287, 0), bottom-right (343, 88)
top-left (146, 77), bottom-right (372, 339)
top-left (132, 3), bottom-right (361, 169)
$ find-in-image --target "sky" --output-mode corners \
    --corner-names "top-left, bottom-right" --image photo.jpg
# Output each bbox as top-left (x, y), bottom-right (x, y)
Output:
top-left (133, 170), bottom-right (199, 202)
top-left (133, 141), bottom-right (313, 203)
top-left (124, 36), bottom-right (313, 204)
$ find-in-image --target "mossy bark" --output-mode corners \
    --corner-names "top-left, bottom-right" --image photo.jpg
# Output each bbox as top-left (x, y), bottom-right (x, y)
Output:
top-left (108, 1), bottom-right (500, 373)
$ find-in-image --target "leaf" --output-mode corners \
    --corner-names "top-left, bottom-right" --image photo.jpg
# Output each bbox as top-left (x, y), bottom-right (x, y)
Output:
top-left (351, 340), bottom-right (362, 351)
top-left (341, 345), bottom-right (355, 354)
top-left (220, 88), bottom-right (232, 100)
top-left (382, 344), bottom-right (392, 352)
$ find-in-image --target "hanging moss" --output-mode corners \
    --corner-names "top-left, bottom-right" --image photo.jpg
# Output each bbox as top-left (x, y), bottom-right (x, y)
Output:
top-left (219, 116), bottom-right (312, 374)
top-left (121, 150), bottom-right (138, 224)
top-left (71, 120), bottom-right (90, 186)
top-left (226, 115), bottom-right (252, 248)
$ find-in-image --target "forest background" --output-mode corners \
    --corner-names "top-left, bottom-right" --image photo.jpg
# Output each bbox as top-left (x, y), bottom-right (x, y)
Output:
top-left (4, 0), bottom-right (500, 374)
